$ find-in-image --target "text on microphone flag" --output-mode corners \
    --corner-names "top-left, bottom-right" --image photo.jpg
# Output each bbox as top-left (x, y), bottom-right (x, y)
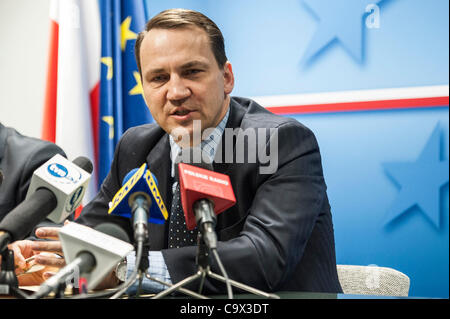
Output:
top-left (178, 163), bottom-right (236, 230)
top-left (25, 154), bottom-right (91, 223)
top-left (108, 163), bottom-right (168, 224)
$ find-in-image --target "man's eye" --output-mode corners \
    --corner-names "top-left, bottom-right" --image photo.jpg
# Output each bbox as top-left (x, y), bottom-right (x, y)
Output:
top-left (151, 75), bottom-right (168, 83)
top-left (184, 69), bottom-right (202, 76)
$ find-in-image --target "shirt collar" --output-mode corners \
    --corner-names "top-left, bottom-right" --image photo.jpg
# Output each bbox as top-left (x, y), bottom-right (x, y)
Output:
top-left (169, 106), bottom-right (230, 178)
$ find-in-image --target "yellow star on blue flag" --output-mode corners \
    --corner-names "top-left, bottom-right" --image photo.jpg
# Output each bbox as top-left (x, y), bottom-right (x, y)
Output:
top-left (121, 16), bottom-right (138, 51)
top-left (98, 0), bottom-right (152, 188)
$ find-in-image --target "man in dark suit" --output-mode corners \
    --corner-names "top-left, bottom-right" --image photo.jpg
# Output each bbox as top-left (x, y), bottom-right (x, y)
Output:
top-left (26, 8), bottom-right (342, 294)
top-left (0, 122), bottom-right (65, 222)
top-left (78, 8), bottom-right (341, 294)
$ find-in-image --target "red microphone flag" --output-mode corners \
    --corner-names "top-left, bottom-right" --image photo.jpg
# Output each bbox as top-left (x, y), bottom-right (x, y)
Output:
top-left (178, 163), bottom-right (236, 230)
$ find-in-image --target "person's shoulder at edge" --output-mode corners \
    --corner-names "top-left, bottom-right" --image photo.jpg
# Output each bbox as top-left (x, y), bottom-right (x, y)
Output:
top-left (3, 124), bottom-right (65, 158)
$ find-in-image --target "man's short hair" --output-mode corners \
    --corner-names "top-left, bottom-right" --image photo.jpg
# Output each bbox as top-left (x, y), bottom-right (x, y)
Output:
top-left (135, 8), bottom-right (228, 75)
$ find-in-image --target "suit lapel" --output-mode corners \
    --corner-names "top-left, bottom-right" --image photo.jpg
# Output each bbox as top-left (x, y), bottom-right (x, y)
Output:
top-left (146, 133), bottom-right (171, 203)
top-left (213, 98), bottom-right (246, 175)
top-left (145, 133), bottom-right (172, 250)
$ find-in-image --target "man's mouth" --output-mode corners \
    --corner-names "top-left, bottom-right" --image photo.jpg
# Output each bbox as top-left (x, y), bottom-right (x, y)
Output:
top-left (173, 109), bottom-right (191, 116)
top-left (171, 107), bottom-right (196, 119)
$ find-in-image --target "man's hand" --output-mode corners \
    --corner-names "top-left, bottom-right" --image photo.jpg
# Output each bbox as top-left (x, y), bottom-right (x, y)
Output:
top-left (3, 221), bottom-right (122, 290)
top-left (6, 221), bottom-right (70, 286)
top-left (30, 226), bottom-right (66, 268)
top-left (7, 239), bottom-right (36, 271)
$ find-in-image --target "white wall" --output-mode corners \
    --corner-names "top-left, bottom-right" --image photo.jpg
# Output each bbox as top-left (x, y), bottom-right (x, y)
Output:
top-left (0, 0), bottom-right (51, 138)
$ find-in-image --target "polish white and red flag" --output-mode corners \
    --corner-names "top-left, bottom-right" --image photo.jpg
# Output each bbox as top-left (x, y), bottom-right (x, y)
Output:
top-left (41, 0), bottom-right (100, 217)
top-left (254, 85), bottom-right (449, 115)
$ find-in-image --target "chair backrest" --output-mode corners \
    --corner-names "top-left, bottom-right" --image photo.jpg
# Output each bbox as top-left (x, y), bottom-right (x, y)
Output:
top-left (336, 265), bottom-right (410, 297)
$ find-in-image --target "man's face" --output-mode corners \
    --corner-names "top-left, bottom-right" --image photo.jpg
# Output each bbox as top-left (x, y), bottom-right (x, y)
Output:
top-left (139, 26), bottom-right (234, 144)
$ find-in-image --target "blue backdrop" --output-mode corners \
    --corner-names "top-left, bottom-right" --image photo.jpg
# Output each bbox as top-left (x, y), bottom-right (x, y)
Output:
top-left (144, 0), bottom-right (449, 298)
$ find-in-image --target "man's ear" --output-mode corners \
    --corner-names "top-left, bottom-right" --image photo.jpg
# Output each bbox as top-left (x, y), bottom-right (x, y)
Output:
top-left (223, 61), bottom-right (234, 95)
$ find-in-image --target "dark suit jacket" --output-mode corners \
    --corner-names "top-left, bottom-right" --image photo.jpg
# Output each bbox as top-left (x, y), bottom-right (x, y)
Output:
top-left (0, 123), bottom-right (66, 223)
top-left (78, 97), bottom-right (342, 294)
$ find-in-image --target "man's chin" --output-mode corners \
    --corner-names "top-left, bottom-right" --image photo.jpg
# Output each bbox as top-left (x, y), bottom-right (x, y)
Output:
top-left (169, 125), bottom-right (194, 147)
top-left (168, 118), bottom-right (214, 147)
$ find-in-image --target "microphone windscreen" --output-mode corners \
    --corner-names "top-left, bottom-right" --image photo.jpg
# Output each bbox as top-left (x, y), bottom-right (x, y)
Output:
top-left (0, 188), bottom-right (57, 242)
top-left (122, 168), bottom-right (139, 185)
top-left (94, 223), bottom-right (131, 243)
top-left (72, 156), bottom-right (94, 174)
top-left (58, 222), bottom-right (134, 290)
top-left (108, 164), bottom-right (168, 224)
top-left (0, 154), bottom-right (92, 242)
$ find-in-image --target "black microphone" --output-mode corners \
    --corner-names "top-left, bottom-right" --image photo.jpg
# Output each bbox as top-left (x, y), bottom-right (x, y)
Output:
top-left (108, 164), bottom-right (168, 242)
top-left (94, 223), bottom-right (131, 244)
top-left (175, 147), bottom-right (219, 250)
top-left (30, 222), bottom-right (132, 299)
top-left (174, 148), bottom-right (236, 299)
top-left (106, 166), bottom-right (169, 299)
top-left (0, 155), bottom-right (93, 252)
top-left (126, 168), bottom-right (151, 243)
top-left (25, 154), bottom-right (93, 224)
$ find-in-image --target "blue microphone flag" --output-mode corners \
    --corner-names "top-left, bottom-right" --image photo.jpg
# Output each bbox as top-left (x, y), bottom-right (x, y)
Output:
top-left (108, 163), bottom-right (168, 224)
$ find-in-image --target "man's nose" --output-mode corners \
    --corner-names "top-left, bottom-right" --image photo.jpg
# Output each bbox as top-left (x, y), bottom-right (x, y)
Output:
top-left (166, 75), bottom-right (191, 102)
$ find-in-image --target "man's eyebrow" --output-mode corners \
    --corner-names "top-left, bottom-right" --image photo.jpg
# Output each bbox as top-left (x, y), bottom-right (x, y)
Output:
top-left (146, 67), bottom-right (166, 75)
top-left (145, 61), bottom-right (209, 75)
top-left (180, 61), bottom-right (210, 69)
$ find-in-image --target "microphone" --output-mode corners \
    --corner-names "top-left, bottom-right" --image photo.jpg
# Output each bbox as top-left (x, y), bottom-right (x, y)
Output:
top-left (0, 169), bottom-right (3, 188)
top-left (0, 154), bottom-right (92, 252)
top-left (176, 148), bottom-right (236, 249)
top-left (30, 222), bottom-right (134, 298)
top-left (26, 154), bottom-right (93, 223)
top-left (108, 163), bottom-right (169, 240)
top-left (124, 168), bottom-right (150, 243)
top-left (106, 166), bottom-right (170, 298)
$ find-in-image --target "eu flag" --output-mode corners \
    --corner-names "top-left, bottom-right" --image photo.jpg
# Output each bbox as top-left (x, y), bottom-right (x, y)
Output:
top-left (99, 0), bottom-right (153, 188)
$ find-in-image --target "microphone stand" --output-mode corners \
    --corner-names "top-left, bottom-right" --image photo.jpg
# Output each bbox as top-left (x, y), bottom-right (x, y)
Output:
top-left (0, 249), bottom-right (28, 299)
top-left (54, 281), bottom-right (67, 299)
top-left (144, 271), bottom-right (209, 299)
top-left (135, 241), bottom-right (150, 297)
top-left (151, 233), bottom-right (280, 299)
top-left (108, 238), bottom-right (206, 299)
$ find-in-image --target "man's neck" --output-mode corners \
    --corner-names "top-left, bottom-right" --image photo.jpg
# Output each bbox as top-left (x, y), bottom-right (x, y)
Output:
top-left (171, 99), bottom-right (230, 148)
